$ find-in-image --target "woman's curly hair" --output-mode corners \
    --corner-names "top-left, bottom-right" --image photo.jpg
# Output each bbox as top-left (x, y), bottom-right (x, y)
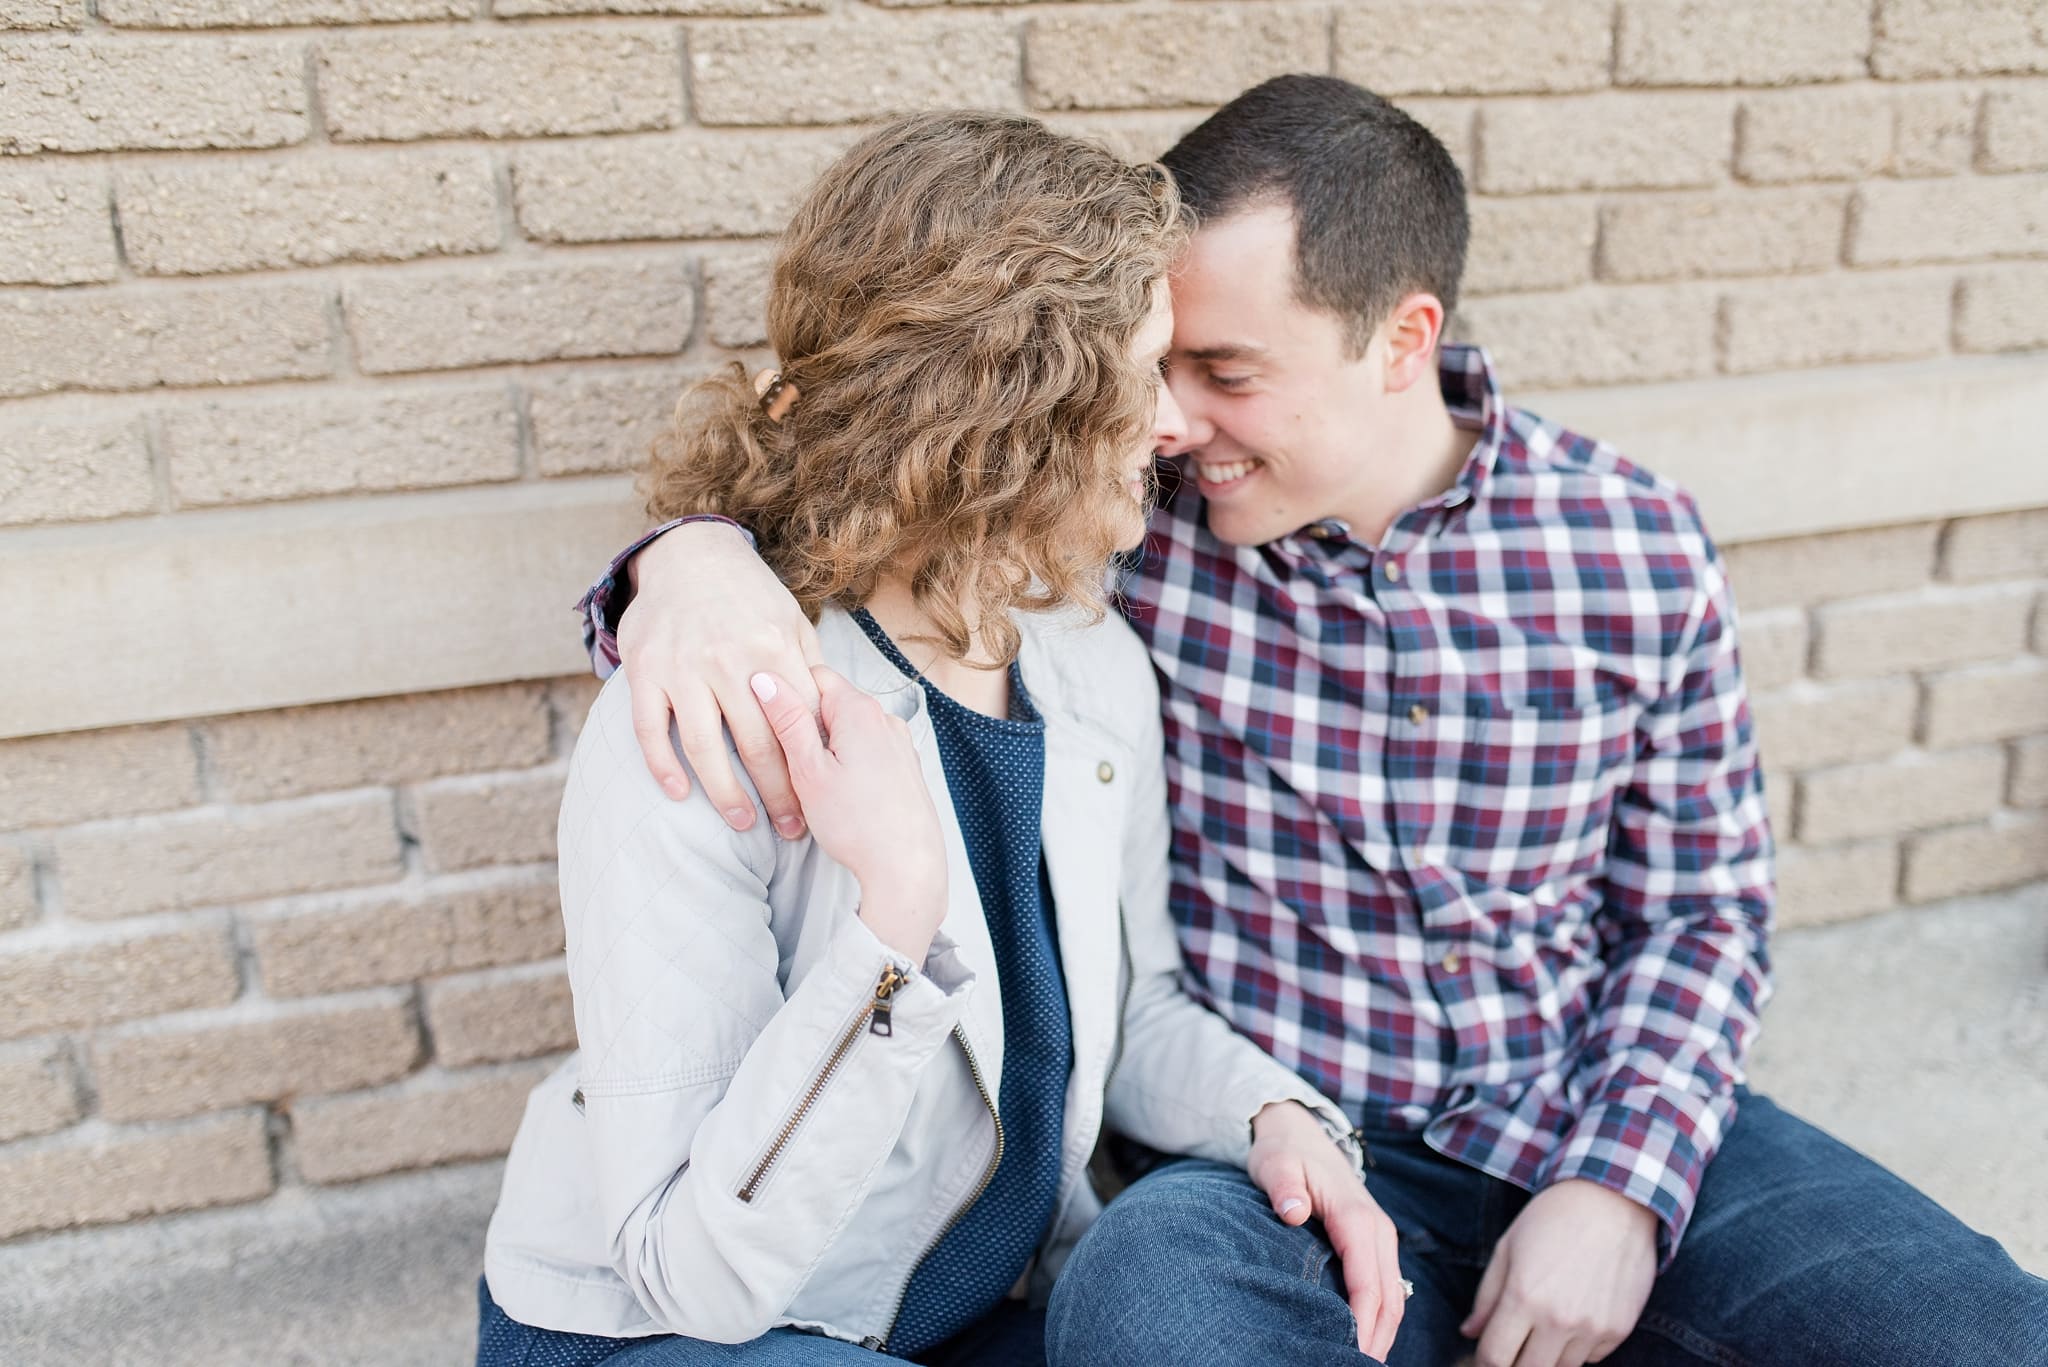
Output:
top-left (643, 110), bottom-right (1188, 664)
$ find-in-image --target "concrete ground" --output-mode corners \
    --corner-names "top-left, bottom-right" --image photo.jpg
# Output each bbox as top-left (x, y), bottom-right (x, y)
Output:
top-left (3, 883), bottom-right (2042, 1366)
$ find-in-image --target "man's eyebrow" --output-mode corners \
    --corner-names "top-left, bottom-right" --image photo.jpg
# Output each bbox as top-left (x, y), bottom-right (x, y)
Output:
top-left (1178, 343), bottom-right (1269, 362)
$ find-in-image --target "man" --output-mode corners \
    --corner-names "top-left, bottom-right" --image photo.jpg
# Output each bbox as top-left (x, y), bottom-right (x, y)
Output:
top-left (580, 77), bottom-right (2045, 1367)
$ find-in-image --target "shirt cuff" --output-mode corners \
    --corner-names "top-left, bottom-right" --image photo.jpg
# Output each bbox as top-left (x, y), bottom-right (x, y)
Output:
top-left (1538, 1096), bottom-right (1718, 1270)
top-left (574, 515), bottom-right (757, 680)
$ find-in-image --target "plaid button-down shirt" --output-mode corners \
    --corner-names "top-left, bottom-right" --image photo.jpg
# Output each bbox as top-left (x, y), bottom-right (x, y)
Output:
top-left (580, 344), bottom-right (1774, 1264)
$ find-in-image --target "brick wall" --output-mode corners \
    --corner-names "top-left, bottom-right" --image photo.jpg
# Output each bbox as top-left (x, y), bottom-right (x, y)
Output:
top-left (2, 0), bottom-right (2044, 1240)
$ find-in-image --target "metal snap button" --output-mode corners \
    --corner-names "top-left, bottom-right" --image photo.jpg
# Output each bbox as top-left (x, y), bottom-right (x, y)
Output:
top-left (1096, 761), bottom-right (1115, 784)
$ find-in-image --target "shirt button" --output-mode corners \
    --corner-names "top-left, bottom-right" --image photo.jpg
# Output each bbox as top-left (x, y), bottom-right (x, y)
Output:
top-left (1441, 951), bottom-right (1462, 973)
top-left (1096, 761), bottom-right (1115, 784)
top-left (1383, 559), bottom-right (1402, 582)
top-left (1407, 703), bottom-right (1429, 725)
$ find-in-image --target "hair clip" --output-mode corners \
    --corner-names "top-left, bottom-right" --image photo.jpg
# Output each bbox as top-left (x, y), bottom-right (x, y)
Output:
top-left (753, 368), bottom-right (800, 424)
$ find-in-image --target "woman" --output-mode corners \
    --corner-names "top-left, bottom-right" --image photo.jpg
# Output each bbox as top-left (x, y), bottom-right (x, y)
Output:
top-left (477, 111), bottom-right (1377, 1366)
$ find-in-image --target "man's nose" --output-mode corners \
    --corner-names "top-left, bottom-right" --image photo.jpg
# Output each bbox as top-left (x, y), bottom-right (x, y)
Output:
top-left (1157, 370), bottom-right (1207, 456)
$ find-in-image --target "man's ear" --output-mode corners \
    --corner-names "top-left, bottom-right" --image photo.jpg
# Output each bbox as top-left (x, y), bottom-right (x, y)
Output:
top-left (1381, 292), bottom-right (1445, 394)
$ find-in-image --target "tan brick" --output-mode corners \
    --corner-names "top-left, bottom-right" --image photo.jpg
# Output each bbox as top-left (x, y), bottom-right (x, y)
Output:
top-left (1738, 608), bottom-right (1809, 692)
top-left (0, 1109), bottom-right (272, 1239)
top-left (0, 412), bottom-right (155, 528)
top-left (1903, 813), bottom-right (2048, 901)
top-left (1760, 767), bottom-right (1796, 841)
top-left (1813, 585), bottom-right (2035, 680)
top-left (1957, 264), bottom-right (2048, 352)
top-left (1719, 272), bottom-right (1951, 374)
top-left (0, 723), bottom-right (199, 831)
top-left (0, 281), bottom-right (332, 400)
top-left (1981, 85), bottom-right (2048, 172)
top-left (1941, 508), bottom-right (2048, 583)
top-left (0, 35), bottom-right (307, 154)
top-left (547, 676), bottom-right (605, 753)
top-left (1736, 86), bottom-right (1892, 183)
top-left (53, 792), bottom-right (403, 921)
top-left (1892, 86), bottom-right (1980, 176)
top-left (424, 961), bottom-right (575, 1067)
top-left (1616, 0), bottom-right (1868, 88)
top-left (1597, 189), bottom-right (1845, 282)
top-left (2036, 589), bottom-right (2048, 655)
top-left (1774, 839), bottom-right (1900, 928)
top-left (2, 0), bottom-right (87, 27)
top-left (205, 684), bottom-right (551, 804)
top-left (411, 766), bottom-right (564, 873)
top-left (499, 0), bottom-right (818, 12)
top-left (347, 256), bottom-right (692, 377)
top-left (103, 0), bottom-right (468, 24)
top-left (0, 921), bottom-right (240, 1040)
top-left (1457, 285), bottom-right (1716, 388)
top-left (1477, 94), bottom-right (1732, 193)
top-left (1025, 6), bottom-right (1329, 112)
top-left (1799, 746), bottom-right (2005, 842)
top-left (290, 1060), bottom-right (550, 1183)
top-left (1723, 524), bottom-right (1939, 611)
top-left (1921, 661), bottom-right (2048, 748)
top-left (1463, 196), bottom-right (1596, 296)
top-left (93, 991), bottom-right (420, 1124)
top-left (527, 364), bottom-right (694, 478)
top-left (1391, 99), bottom-right (1475, 178)
top-left (250, 869), bottom-right (563, 998)
top-left (318, 27), bottom-right (678, 142)
top-left (514, 131), bottom-right (848, 243)
top-left (0, 1040), bottom-right (80, 1141)
top-left (1750, 678), bottom-right (1917, 771)
top-left (2010, 735), bottom-right (2048, 806)
top-left (0, 162), bottom-right (112, 284)
top-left (693, 17), bottom-right (1017, 127)
top-left (1851, 173), bottom-right (2048, 264)
top-left (1041, 111), bottom-right (1210, 168)
top-left (0, 840), bottom-right (34, 931)
top-left (164, 383), bottom-right (520, 508)
top-left (117, 149), bottom-right (497, 278)
top-left (1335, 0), bottom-right (1610, 96)
top-left (704, 246), bottom-right (775, 349)
top-left (1872, 0), bottom-right (2048, 80)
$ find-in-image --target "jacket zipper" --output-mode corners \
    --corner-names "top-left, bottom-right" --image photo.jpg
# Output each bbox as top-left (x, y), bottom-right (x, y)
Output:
top-left (867, 1024), bottom-right (1004, 1351)
top-left (737, 963), bottom-right (909, 1205)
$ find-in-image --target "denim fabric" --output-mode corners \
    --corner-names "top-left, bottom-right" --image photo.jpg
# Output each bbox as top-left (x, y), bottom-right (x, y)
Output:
top-left (1047, 1093), bottom-right (2048, 1367)
top-left (476, 1278), bottom-right (1046, 1367)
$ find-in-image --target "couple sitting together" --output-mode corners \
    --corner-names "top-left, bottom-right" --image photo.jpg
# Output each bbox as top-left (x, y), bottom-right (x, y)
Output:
top-left (476, 77), bottom-right (2046, 1367)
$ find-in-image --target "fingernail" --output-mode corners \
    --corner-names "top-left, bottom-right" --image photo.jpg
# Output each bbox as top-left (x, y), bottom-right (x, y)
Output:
top-left (749, 672), bottom-right (776, 702)
top-left (724, 806), bottom-right (754, 828)
top-left (1278, 1198), bottom-right (1304, 1217)
top-left (775, 816), bottom-right (804, 838)
top-left (661, 777), bottom-right (688, 801)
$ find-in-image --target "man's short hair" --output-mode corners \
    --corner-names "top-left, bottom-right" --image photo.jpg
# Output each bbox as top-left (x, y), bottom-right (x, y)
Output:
top-left (1161, 74), bottom-right (1469, 352)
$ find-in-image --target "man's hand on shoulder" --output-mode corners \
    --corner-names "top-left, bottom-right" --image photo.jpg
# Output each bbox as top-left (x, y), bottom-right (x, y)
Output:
top-left (1462, 1178), bottom-right (1657, 1367)
top-left (618, 520), bottom-right (823, 838)
top-left (1248, 1101), bottom-right (1405, 1362)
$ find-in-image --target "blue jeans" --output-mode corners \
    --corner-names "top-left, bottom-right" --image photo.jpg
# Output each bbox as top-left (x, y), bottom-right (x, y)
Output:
top-left (475, 1277), bottom-right (1045, 1367)
top-left (1047, 1093), bottom-right (2048, 1367)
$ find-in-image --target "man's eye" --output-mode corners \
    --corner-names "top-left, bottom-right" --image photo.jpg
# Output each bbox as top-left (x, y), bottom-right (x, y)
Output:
top-left (1210, 373), bottom-right (1251, 390)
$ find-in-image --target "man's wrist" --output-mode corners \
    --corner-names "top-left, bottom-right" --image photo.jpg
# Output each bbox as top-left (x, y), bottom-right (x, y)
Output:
top-left (624, 514), bottom-right (753, 593)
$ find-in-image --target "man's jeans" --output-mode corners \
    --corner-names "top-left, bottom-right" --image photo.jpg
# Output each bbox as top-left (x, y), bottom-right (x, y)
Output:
top-left (1047, 1093), bottom-right (2048, 1367)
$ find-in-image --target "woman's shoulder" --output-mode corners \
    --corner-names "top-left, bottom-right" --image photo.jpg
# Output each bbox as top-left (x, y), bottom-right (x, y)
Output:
top-left (1014, 604), bottom-right (1158, 733)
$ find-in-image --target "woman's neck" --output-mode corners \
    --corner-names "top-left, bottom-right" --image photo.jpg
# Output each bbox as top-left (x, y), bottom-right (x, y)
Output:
top-left (863, 577), bottom-right (1011, 720)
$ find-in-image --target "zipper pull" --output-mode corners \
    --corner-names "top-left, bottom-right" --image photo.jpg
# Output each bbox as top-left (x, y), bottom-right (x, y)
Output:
top-left (869, 963), bottom-right (908, 1037)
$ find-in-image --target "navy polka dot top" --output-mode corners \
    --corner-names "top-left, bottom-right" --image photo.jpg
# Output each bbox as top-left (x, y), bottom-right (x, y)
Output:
top-left (853, 610), bottom-right (1074, 1359)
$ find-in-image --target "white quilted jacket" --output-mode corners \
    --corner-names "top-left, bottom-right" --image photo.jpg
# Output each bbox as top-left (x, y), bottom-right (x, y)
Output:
top-left (482, 604), bottom-right (1353, 1348)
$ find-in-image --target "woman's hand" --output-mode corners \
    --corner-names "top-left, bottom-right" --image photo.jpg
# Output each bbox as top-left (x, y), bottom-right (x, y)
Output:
top-left (750, 667), bottom-right (948, 962)
top-left (1248, 1100), bottom-right (1406, 1362)
top-left (619, 521), bottom-right (824, 840)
